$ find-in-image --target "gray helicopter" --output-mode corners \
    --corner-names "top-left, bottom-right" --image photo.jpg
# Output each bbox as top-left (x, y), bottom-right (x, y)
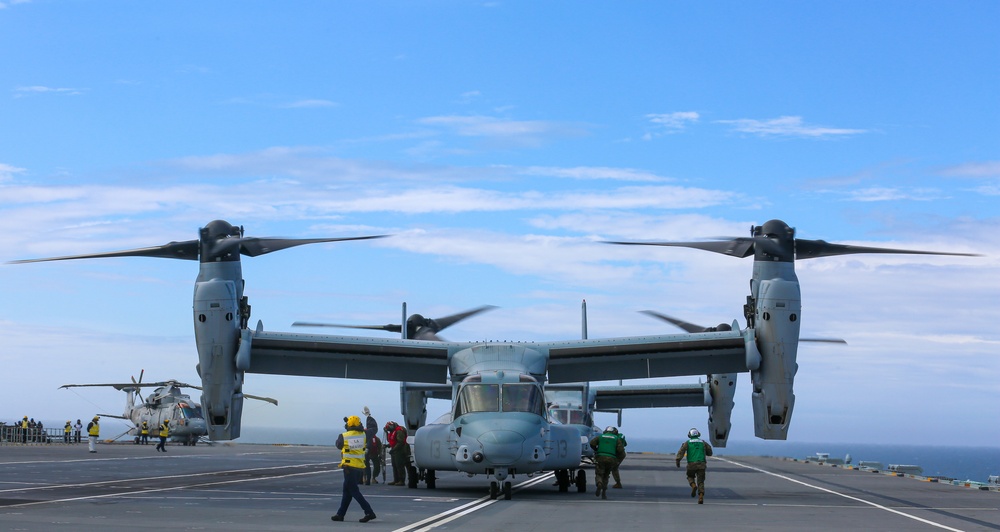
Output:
top-left (60, 371), bottom-right (278, 445)
top-left (11, 218), bottom-right (973, 499)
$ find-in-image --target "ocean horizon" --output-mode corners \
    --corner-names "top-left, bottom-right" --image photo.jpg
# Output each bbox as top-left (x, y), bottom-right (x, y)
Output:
top-left (234, 426), bottom-right (1000, 484)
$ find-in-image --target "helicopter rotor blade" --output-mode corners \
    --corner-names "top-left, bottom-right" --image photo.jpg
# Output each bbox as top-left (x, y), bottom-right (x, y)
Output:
top-left (794, 239), bottom-right (980, 260)
top-left (427, 305), bottom-right (499, 333)
top-left (604, 238), bottom-right (756, 258)
top-left (7, 240), bottom-right (200, 264)
top-left (291, 322), bottom-right (403, 333)
top-left (212, 235), bottom-right (389, 258)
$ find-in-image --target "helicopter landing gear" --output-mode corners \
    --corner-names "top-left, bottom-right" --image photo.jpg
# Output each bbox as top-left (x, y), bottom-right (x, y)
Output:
top-left (502, 481), bottom-right (512, 500)
top-left (575, 469), bottom-right (587, 493)
top-left (489, 481), bottom-right (499, 499)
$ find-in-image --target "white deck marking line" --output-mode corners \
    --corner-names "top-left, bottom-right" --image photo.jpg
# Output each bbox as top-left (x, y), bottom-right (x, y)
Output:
top-left (0, 461), bottom-right (340, 495)
top-left (1, 468), bottom-right (339, 508)
top-left (718, 457), bottom-right (965, 532)
top-left (393, 473), bottom-right (556, 532)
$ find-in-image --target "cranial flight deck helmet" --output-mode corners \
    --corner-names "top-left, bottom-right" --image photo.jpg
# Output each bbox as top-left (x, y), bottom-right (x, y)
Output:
top-left (688, 428), bottom-right (700, 439)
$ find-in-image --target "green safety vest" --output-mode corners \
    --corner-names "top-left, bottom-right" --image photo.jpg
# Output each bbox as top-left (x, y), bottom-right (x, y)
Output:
top-left (596, 433), bottom-right (619, 458)
top-left (686, 438), bottom-right (706, 463)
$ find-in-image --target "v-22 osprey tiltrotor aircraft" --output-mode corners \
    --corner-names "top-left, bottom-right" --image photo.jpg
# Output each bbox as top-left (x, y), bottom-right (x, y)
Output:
top-left (11, 218), bottom-right (975, 499)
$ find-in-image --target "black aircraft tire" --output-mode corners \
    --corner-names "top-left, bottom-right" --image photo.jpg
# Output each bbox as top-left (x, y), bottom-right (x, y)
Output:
top-left (556, 470), bottom-right (570, 492)
top-left (503, 481), bottom-right (512, 500)
top-left (489, 481), bottom-right (499, 500)
top-left (576, 469), bottom-right (587, 493)
top-left (426, 470), bottom-right (436, 489)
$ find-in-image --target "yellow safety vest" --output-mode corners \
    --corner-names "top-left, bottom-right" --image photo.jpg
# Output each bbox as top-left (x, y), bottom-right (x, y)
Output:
top-left (339, 429), bottom-right (366, 469)
top-left (141, 422), bottom-right (149, 435)
top-left (64, 424), bottom-right (71, 434)
top-left (88, 422), bottom-right (99, 437)
top-left (21, 420), bottom-right (28, 429)
top-left (159, 423), bottom-right (169, 438)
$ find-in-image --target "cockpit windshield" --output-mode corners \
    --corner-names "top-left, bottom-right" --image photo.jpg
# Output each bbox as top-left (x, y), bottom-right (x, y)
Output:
top-left (545, 389), bottom-right (584, 406)
top-left (179, 404), bottom-right (203, 420)
top-left (454, 381), bottom-right (545, 418)
top-left (455, 384), bottom-right (499, 418)
top-left (548, 408), bottom-right (589, 425)
top-left (501, 384), bottom-right (545, 415)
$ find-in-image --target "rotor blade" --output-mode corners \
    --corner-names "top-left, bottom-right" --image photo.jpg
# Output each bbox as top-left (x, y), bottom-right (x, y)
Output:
top-left (8, 240), bottom-right (200, 264)
top-left (221, 235), bottom-right (389, 258)
top-left (801, 337), bottom-right (848, 344)
top-left (604, 238), bottom-right (756, 258)
top-left (431, 305), bottom-right (498, 332)
top-left (795, 239), bottom-right (980, 260)
top-left (61, 381), bottom-right (198, 391)
top-left (291, 321), bottom-right (403, 333)
top-left (639, 310), bottom-right (708, 333)
top-left (244, 394), bottom-right (278, 406)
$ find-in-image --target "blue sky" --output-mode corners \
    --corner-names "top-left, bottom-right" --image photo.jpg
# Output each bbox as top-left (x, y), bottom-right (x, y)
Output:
top-left (1, 1), bottom-right (997, 447)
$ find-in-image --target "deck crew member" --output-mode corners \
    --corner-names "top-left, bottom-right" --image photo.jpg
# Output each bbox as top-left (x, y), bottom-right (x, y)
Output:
top-left (331, 415), bottom-right (376, 523)
top-left (156, 420), bottom-right (169, 452)
top-left (87, 416), bottom-right (100, 453)
top-left (676, 427), bottom-right (713, 504)
top-left (589, 426), bottom-right (626, 500)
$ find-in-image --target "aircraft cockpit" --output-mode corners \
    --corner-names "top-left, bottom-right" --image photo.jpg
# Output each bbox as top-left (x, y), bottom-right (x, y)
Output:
top-left (178, 403), bottom-right (204, 420)
top-left (453, 374), bottom-right (545, 418)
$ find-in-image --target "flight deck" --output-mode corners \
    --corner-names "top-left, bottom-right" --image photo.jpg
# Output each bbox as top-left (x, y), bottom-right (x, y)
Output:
top-left (1, 443), bottom-right (997, 531)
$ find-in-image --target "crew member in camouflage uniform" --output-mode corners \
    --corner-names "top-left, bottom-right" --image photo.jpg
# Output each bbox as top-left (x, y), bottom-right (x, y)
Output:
top-left (676, 427), bottom-right (713, 504)
top-left (589, 426), bottom-right (626, 500)
top-left (610, 428), bottom-right (628, 488)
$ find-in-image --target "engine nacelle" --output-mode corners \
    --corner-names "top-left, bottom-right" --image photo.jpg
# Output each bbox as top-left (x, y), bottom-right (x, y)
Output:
top-left (193, 278), bottom-right (244, 440)
top-left (750, 278), bottom-right (800, 439)
top-left (707, 373), bottom-right (737, 447)
top-left (400, 384), bottom-right (429, 432)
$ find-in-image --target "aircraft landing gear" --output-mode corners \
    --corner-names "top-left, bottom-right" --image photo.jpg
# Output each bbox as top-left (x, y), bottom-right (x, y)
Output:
top-left (421, 469), bottom-right (436, 489)
top-left (555, 469), bottom-right (571, 492)
top-left (490, 481), bottom-right (499, 500)
top-left (502, 481), bottom-right (512, 500)
top-left (575, 469), bottom-right (587, 493)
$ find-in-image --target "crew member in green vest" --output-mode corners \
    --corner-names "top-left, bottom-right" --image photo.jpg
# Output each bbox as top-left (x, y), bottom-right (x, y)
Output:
top-left (589, 426), bottom-right (626, 500)
top-left (610, 428), bottom-right (628, 488)
top-left (676, 427), bottom-right (714, 504)
top-left (331, 415), bottom-right (376, 523)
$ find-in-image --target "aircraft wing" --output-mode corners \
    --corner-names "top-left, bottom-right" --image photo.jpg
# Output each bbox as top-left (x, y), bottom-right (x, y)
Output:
top-left (542, 329), bottom-right (748, 383)
top-left (594, 383), bottom-right (710, 409)
top-left (247, 329), bottom-right (454, 384)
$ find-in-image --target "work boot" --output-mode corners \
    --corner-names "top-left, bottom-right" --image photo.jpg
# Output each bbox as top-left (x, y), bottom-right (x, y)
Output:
top-left (698, 493), bottom-right (704, 504)
top-left (601, 487), bottom-right (608, 500)
top-left (595, 484), bottom-right (602, 497)
top-left (331, 514), bottom-right (344, 521)
top-left (690, 482), bottom-right (697, 497)
top-left (612, 483), bottom-right (622, 489)
top-left (359, 514), bottom-right (377, 523)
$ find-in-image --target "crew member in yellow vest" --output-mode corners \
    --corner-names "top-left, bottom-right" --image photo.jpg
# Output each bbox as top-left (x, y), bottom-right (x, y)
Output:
top-left (331, 415), bottom-right (376, 523)
top-left (155, 420), bottom-right (169, 452)
top-left (140, 421), bottom-right (149, 445)
top-left (21, 416), bottom-right (28, 444)
top-left (64, 421), bottom-right (72, 443)
top-left (87, 416), bottom-right (100, 453)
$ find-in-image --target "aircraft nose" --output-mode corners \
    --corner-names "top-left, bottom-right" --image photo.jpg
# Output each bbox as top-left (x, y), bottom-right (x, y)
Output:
top-left (479, 430), bottom-right (525, 462)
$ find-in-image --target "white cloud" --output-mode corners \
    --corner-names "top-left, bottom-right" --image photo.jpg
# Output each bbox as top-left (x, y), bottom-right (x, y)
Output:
top-left (417, 115), bottom-right (589, 147)
top-left (845, 186), bottom-right (945, 202)
top-left (0, 163), bottom-right (25, 182)
top-left (645, 111), bottom-right (700, 136)
top-left (716, 115), bottom-right (866, 138)
top-left (519, 166), bottom-right (669, 182)
top-left (14, 85), bottom-right (84, 96)
top-left (280, 99), bottom-right (338, 109)
top-left (939, 161), bottom-right (1000, 178)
